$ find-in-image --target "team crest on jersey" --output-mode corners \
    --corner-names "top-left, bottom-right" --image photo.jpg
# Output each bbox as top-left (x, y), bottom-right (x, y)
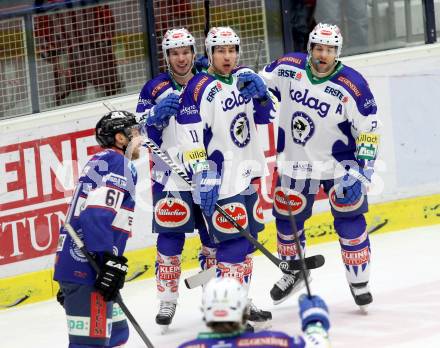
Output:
top-left (230, 113), bottom-right (251, 147)
top-left (291, 111), bottom-right (315, 146)
top-left (213, 202), bottom-right (248, 233)
top-left (273, 187), bottom-right (306, 216)
top-left (155, 197), bottom-right (190, 227)
top-left (69, 229), bottom-right (88, 262)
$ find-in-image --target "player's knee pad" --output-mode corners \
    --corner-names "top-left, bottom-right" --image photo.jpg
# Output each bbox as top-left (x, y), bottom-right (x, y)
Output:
top-left (276, 218), bottom-right (305, 260)
top-left (334, 215), bottom-right (371, 284)
top-left (155, 252), bottom-right (181, 301)
top-left (156, 233), bottom-right (185, 256)
top-left (198, 245), bottom-right (217, 270)
top-left (216, 236), bottom-right (249, 264)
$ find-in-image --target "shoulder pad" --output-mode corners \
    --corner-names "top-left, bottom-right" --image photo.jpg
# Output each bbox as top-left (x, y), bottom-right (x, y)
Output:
top-left (265, 52), bottom-right (307, 72)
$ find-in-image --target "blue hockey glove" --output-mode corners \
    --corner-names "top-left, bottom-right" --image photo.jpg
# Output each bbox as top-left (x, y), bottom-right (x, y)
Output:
top-left (237, 72), bottom-right (268, 100)
top-left (299, 294), bottom-right (330, 331)
top-left (334, 168), bottom-right (370, 205)
top-left (146, 93), bottom-right (180, 130)
top-left (192, 170), bottom-right (221, 216)
top-left (195, 54), bottom-right (209, 71)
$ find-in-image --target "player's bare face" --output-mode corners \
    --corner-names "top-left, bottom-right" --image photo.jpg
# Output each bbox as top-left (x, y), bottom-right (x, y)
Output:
top-left (119, 128), bottom-right (142, 160)
top-left (311, 44), bottom-right (337, 75)
top-left (168, 46), bottom-right (194, 76)
top-left (211, 45), bottom-right (238, 76)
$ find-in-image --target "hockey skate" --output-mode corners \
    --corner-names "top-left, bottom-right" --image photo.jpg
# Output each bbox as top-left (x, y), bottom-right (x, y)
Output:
top-left (349, 282), bottom-right (373, 313)
top-left (245, 299), bottom-right (272, 332)
top-left (270, 270), bottom-right (311, 305)
top-left (156, 301), bottom-right (177, 334)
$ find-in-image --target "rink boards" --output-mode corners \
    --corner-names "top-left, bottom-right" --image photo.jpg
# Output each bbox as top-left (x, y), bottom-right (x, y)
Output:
top-left (1, 192), bottom-right (439, 309)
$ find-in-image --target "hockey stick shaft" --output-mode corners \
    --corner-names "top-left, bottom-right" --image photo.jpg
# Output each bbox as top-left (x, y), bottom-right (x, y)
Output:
top-left (204, 0), bottom-right (210, 37)
top-left (142, 138), bottom-right (323, 274)
top-left (286, 199), bottom-right (312, 298)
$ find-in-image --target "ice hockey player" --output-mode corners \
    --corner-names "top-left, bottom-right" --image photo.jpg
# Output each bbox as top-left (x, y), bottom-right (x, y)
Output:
top-left (178, 277), bottom-right (331, 348)
top-left (135, 28), bottom-right (217, 332)
top-left (54, 110), bottom-right (141, 347)
top-left (175, 26), bottom-right (278, 327)
top-left (259, 23), bottom-right (379, 310)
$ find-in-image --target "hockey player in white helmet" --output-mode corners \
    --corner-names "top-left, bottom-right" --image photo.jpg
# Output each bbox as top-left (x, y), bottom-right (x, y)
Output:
top-left (178, 277), bottom-right (331, 347)
top-left (174, 26), bottom-right (278, 329)
top-left (259, 23), bottom-right (379, 310)
top-left (136, 28), bottom-right (217, 333)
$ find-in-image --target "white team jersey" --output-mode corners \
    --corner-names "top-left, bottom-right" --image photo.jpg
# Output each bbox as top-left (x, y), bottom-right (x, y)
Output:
top-left (176, 67), bottom-right (277, 199)
top-left (260, 52), bottom-right (379, 180)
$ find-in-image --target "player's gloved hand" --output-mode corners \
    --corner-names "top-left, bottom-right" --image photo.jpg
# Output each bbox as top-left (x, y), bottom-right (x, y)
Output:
top-left (192, 170), bottom-right (221, 216)
top-left (94, 252), bottom-right (128, 302)
top-left (56, 288), bottom-right (65, 307)
top-left (237, 72), bottom-right (268, 100)
top-left (334, 168), bottom-right (371, 205)
top-left (195, 54), bottom-right (209, 70)
top-left (146, 93), bottom-right (180, 130)
top-left (299, 294), bottom-right (330, 331)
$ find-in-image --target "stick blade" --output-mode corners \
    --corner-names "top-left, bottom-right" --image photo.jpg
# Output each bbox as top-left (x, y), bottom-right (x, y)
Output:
top-left (289, 254), bottom-right (325, 271)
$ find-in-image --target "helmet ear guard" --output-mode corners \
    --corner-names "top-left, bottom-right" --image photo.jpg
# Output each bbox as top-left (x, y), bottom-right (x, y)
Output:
top-left (95, 110), bottom-right (139, 148)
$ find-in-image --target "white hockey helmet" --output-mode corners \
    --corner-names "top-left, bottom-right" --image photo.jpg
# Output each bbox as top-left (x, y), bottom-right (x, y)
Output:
top-left (202, 277), bottom-right (248, 324)
top-left (205, 26), bottom-right (240, 65)
top-left (307, 23), bottom-right (343, 59)
top-left (162, 28), bottom-right (196, 71)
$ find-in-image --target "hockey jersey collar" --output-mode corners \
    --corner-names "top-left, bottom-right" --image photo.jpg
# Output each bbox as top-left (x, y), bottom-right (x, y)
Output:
top-left (306, 60), bottom-right (343, 85)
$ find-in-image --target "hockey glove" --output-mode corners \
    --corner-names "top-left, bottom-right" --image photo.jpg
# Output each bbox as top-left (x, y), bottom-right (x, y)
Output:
top-left (192, 170), bottom-right (221, 216)
top-left (334, 168), bottom-right (371, 205)
top-left (237, 72), bottom-right (268, 100)
top-left (56, 288), bottom-right (65, 307)
top-left (194, 54), bottom-right (209, 71)
top-left (145, 93), bottom-right (180, 130)
top-left (299, 294), bottom-right (330, 331)
top-left (94, 252), bottom-right (128, 302)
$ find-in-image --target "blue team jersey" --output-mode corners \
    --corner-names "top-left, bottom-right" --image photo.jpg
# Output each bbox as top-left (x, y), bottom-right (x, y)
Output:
top-left (178, 328), bottom-right (330, 348)
top-left (136, 72), bottom-right (193, 192)
top-left (54, 148), bottom-right (137, 285)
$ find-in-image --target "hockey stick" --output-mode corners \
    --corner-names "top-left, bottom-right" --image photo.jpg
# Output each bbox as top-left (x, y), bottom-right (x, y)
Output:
top-left (184, 215), bottom-right (385, 289)
top-left (142, 138), bottom-right (325, 277)
top-left (286, 195), bottom-right (312, 298)
top-left (204, 0), bottom-right (210, 37)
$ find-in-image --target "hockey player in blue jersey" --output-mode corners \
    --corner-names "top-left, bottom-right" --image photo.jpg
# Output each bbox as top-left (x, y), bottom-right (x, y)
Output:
top-left (259, 23), bottom-right (379, 310)
top-left (175, 26), bottom-right (278, 327)
top-left (135, 28), bottom-right (217, 332)
top-left (179, 277), bottom-right (331, 348)
top-left (54, 110), bottom-right (141, 347)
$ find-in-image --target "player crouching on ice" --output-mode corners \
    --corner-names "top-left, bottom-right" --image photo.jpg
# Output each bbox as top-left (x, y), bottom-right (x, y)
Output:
top-left (54, 111), bottom-right (141, 347)
top-left (178, 277), bottom-right (331, 348)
